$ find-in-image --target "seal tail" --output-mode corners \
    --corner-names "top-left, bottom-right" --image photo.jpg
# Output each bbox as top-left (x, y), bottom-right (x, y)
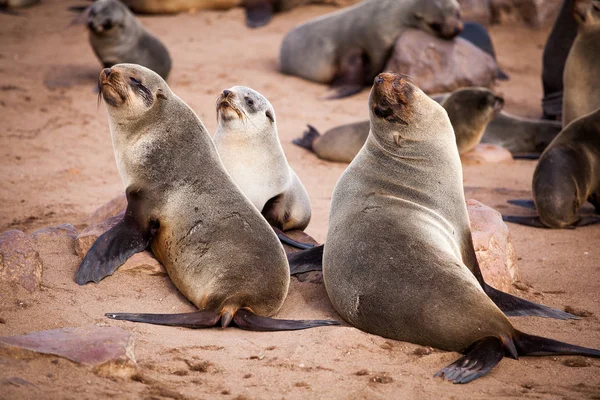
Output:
top-left (514, 331), bottom-right (600, 357)
top-left (288, 244), bottom-right (324, 276)
top-left (106, 309), bottom-right (339, 331)
top-left (292, 125), bottom-right (321, 152)
top-left (484, 283), bottom-right (578, 320)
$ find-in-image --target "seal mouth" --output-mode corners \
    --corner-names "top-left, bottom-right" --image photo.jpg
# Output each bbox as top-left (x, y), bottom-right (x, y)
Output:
top-left (370, 72), bottom-right (413, 125)
top-left (98, 68), bottom-right (128, 107)
top-left (216, 90), bottom-right (244, 121)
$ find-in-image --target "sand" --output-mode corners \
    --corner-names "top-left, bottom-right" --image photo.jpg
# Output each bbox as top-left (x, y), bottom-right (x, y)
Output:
top-left (0, 1), bottom-right (599, 399)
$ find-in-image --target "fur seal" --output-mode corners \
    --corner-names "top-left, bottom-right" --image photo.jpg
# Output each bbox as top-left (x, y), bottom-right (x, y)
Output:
top-left (214, 86), bottom-right (312, 232)
top-left (562, 0), bottom-right (600, 126)
top-left (279, 0), bottom-right (463, 99)
top-left (75, 64), bottom-right (337, 331)
top-left (293, 87), bottom-right (504, 163)
top-left (86, 0), bottom-right (172, 80)
top-left (541, 0), bottom-right (577, 121)
top-left (503, 107), bottom-right (600, 228)
top-left (322, 72), bottom-right (599, 383)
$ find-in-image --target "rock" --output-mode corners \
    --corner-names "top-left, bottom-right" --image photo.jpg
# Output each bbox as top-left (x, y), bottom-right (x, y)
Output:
top-left (120, 251), bottom-right (166, 277)
top-left (85, 194), bottom-right (126, 227)
top-left (461, 144), bottom-right (514, 164)
top-left (31, 224), bottom-right (78, 254)
top-left (75, 212), bottom-right (124, 258)
top-left (467, 199), bottom-right (519, 292)
top-left (281, 230), bottom-right (320, 255)
top-left (459, 0), bottom-right (492, 23)
top-left (0, 230), bottom-right (43, 292)
top-left (490, 0), bottom-right (562, 27)
top-left (0, 326), bottom-right (136, 379)
top-left (385, 29), bottom-right (497, 94)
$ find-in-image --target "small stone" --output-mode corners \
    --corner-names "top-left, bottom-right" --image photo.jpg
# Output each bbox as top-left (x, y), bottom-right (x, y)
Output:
top-left (294, 381), bottom-right (310, 388)
top-left (413, 347), bottom-right (433, 356)
top-left (562, 358), bottom-right (591, 368)
top-left (243, 373), bottom-right (252, 379)
top-left (355, 369), bottom-right (370, 376)
top-left (563, 306), bottom-right (594, 318)
top-left (385, 29), bottom-right (497, 95)
top-left (467, 199), bottom-right (520, 292)
top-left (0, 326), bottom-right (136, 379)
top-left (371, 375), bottom-right (393, 384)
top-left (461, 144), bottom-right (514, 164)
top-left (0, 230), bottom-right (43, 292)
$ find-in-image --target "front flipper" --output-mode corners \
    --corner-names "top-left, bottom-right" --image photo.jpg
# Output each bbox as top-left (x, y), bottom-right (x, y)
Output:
top-left (106, 311), bottom-right (221, 328)
top-left (434, 337), bottom-right (505, 384)
top-left (507, 199), bottom-right (536, 209)
top-left (484, 283), bottom-right (577, 320)
top-left (75, 188), bottom-right (157, 285)
top-left (232, 309), bottom-right (339, 331)
top-left (323, 48), bottom-right (367, 100)
top-left (243, 0), bottom-right (274, 28)
top-left (502, 215), bottom-right (547, 228)
top-left (292, 125), bottom-right (321, 152)
top-left (276, 230), bottom-right (315, 250)
top-left (288, 244), bottom-right (324, 275)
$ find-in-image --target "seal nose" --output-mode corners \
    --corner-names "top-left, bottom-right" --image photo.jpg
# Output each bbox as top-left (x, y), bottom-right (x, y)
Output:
top-left (103, 68), bottom-right (111, 78)
top-left (223, 89), bottom-right (232, 98)
top-left (374, 75), bottom-right (385, 85)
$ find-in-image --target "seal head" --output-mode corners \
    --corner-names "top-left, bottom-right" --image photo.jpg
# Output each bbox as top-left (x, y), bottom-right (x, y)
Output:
top-left (412, 0), bottom-right (463, 39)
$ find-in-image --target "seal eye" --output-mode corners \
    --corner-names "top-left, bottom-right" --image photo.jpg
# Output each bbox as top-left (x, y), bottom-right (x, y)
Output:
top-left (130, 77), bottom-right (141, 86)
top-left (245, 97), bottom-right (254, 107)
top-left (374, 106), bottom-right (393, 119)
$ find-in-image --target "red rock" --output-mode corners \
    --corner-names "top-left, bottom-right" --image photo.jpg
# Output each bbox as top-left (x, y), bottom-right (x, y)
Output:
top-left (461, 144), bottom-right (514, 164)
top-left (467, 199), bottom-right (519, 292)
top-left (120, 251), bottom-right (166, 277)
top-left (75, 212), bottom-right (124, 258)
top-left (0, 230), bottom-right (43, 292)
top-left (31, 224), bottom-right (78, 254)
top-left (0, 326), bottom-right (136, 378)
top-left (85, 194), bottom-right (126, 227)
top-left (385, 29), bottom-right (497, 94)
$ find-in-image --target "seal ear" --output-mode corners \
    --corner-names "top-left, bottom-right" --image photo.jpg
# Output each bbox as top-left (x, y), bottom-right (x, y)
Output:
top-left (157, 89), bottom-right (167, 100)
top-left (265, 110), bottom-right (274, 122)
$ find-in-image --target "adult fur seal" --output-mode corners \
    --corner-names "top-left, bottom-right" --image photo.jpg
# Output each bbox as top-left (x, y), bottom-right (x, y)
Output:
top-left (279, 0), bottom-right (463, 99)
top-left (562, 0), bottom-right (600, 126)
top-left (293, 87), bottom-right (504, 163)
top-left (75, 64), bottom-right (337, 331)
top-left (214, 86), bottom-right (312, 232)
top-left (322, 72), bottom-right (599, 383)
top-left (541, 0), bottom-right (577, 121)
top-left (503, 108), bottom-right (600, 228)
top-left (86, 0), bottom-right (172, 80)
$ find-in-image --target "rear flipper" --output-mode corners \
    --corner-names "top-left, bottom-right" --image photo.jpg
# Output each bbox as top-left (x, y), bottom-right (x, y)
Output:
top-left (232, 309), bottom-right (339, 331)
top-left (106, 309), bottom-right (339, 331)
top-left (507, 199), bottom-right (536, 209)
top-left (435, 337), bottom-right (505, 384)
top-left (292, 125), bottom-right (320, 152)
top-left (243, 0), bottom-right (274, 28)
top-left (484, 283), bottom-right (577, 320)
top-left (288, 244), bottom-right (324, 275)
top-left (274, 229), bottom-right (315, 250)
top-left (515, 331), bottom-right (600, 357)
top-left (75, 188), bottom-right (157, 285)
top-left (502, 214), bottom-right (600, 228)
top-left (323, 48), bottom-right (367, 100)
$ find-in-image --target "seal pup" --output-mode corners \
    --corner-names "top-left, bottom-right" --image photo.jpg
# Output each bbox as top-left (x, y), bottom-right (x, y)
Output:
top-left (290, 80), bottom-right (576, 321)
top-left (293, 87), bottom-right (504, 163)
top-left (503, 108), bottom-right (600, 228)
top-left (322, 72), bottom-right (600, 383)
top-left (213, 86), bottom-right (313, 249)
top-left (86, 0), bottom-right (172, 80)
top-left (279, 0), bottom-right (463, 99)
top-left (562, 0), bottom-right (600, 126)
top-left (76, 64), bottom-right (337, 331)
top-left (541, 0), bottom-right (578, 121)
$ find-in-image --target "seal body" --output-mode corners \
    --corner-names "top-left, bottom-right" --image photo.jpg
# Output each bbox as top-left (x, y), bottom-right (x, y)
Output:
top-left (213, 86), bottom-right (311, 231)
top-left (87, 0), bottom-right (172, 80)
top-left (279, 0), bottom-right (462, 97)
top-left (320, 72), bottom-right (600, 383)
top-left (293, 87), bottom-right (503, 163)
top-left (563, 0), bottom-right (600, 126)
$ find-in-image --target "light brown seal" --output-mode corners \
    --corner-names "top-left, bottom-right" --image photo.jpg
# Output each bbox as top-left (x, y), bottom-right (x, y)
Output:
top-left (322, 72), bottom-right (599, 383)
top-left (75, 64), bottom-right (337, 331)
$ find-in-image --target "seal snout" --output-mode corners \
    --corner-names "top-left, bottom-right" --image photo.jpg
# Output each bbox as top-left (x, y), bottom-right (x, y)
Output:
top-left (216, 89), bottom-right (243, 121)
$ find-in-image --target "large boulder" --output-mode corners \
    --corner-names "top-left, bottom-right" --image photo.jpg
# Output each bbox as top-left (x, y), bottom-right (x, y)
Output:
top-left (385, 29), bottom-right (497, 94)
top-left (467, 199), bottom-right (519, 292)
top-left (0, 230), bottom-right (43, 292)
